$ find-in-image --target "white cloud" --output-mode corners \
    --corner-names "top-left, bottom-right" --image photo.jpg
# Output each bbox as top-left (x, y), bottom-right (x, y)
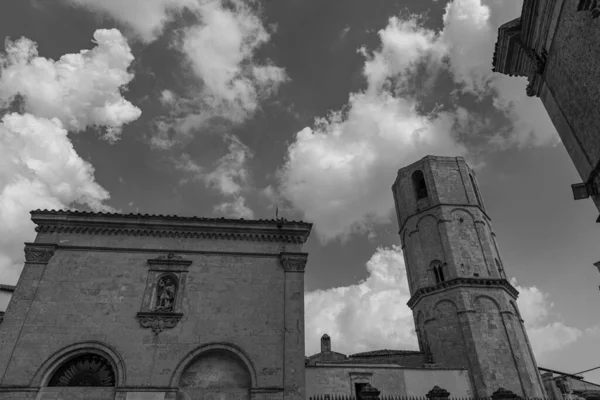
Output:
top-left (278, 17), bottom-right (466, 243)
top-left (0, 29), bottom-right (141, 142)
top-left (177, 0), bottom-right (287, 126)
top-left (64, 0), bottom-right (286, 133)
top-left (0, 114), bottom-right (112, 284)
top-left (61, 0), bottom-right (199, 43)
top-left (305, 247), bottom-right (584, 361)
top-left (175, 134), bottom-right (256, 218)
top-left (440, 0), bottom-right (559, 147)
top-left (0, 29), bottom-right (139, 283)
top-left (204, 134), bottom-right (253, 196)
top-left (214, 196), bottom-right (255, 219)
top-left (305, 246), bottom-right (415, 356)
top-left (510, 278), bottom-right (583, 359)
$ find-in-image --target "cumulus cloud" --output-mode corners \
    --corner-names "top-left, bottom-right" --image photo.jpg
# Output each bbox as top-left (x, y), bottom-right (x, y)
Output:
top-left (61, 0), bottom-right (199, 43)
top-left (278, 0), bottom-right (561, 243)
top-left (175, 134), bottom-right (255, 218)
top-left (278, 17), bottom-right (466, 243)
top-left (0, 114), bottom-right (112, 283)
top-left (440, 0), bottom-right (558, 147)
top-left (64, 0), bottom-right (286, 134)
top-left (305, 247), bottom-right (584, 360)
top-left (0, 29), bottom-right (139, 283)
top-left (0, 29), bottom-right (141, 142)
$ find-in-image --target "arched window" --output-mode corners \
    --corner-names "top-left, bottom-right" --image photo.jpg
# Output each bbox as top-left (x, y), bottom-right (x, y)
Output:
top-left (411, 170), bottom-right (428, 200)
top-left (431, 260), bottom-right (445, 284)
top-left (48, 354), bottom-right (115, 387)
top-left (155, 274), bottom-right (178, 312)
top-left (470, 174), bottom-right (483, 206)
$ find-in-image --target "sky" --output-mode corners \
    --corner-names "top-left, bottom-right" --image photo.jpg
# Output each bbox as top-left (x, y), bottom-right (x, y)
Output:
top-left (1, 0), bottom-right (600, 385)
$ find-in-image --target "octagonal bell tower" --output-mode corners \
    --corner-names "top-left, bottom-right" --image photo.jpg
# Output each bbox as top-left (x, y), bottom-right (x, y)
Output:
top-left (391, 155), bottom-right (545, 398)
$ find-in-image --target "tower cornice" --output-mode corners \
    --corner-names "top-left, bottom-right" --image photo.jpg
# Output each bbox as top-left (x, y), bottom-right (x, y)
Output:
top-left (406, 277), bottom-right (519, 309)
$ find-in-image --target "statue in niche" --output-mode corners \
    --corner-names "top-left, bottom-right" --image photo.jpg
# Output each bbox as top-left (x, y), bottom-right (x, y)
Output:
top-left (155, 276), bottom-right (177, 312)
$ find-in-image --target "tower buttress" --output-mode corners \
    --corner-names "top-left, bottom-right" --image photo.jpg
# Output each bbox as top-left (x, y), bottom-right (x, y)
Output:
top-left (391, 155), bottom-right (545, 398)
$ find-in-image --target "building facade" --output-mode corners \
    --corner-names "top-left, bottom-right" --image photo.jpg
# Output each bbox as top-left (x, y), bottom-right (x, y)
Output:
top-left (492, 0), bottom-right (600, 217)
top-left (305, 335), bottom-right (473, 398)
top-left (391, 156), bottom-right (546, 398)
top-left (0, 210), bottom-right (312, 400)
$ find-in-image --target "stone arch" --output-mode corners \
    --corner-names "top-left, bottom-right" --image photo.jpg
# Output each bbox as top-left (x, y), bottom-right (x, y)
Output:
top-left (411, 169), bottom-right (428, 200)
top-left (170, 343), bottom-right (257, 388)
top-left (31, 341), bottom-right (126, 387)
top-left (432, 299), bottom-right (459, 315)
top-left (473, 295), bottom-right (502, 313)
top-left (510, 300), bottom-right (522, 321)
top-left (415, 213), bottom-right (439, 229)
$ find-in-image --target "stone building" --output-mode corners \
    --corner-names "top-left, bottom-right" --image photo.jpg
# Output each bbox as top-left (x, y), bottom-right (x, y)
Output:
top-left (391, 156), bottom-right (546, 398)
top-left (0, 210), bottom-right (312, 400)
top-left (491, 0), bottom-right (600, 217)
top-left (540, 367), bottom-right (600, 400)
top-left (305, 334), bottom-right (473, 398)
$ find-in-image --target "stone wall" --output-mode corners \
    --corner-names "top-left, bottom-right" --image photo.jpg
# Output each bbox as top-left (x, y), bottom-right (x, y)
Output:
top-left (305, 366), bottom-right (472, 398)
top-left (0, 212), bottom-right (311, 400)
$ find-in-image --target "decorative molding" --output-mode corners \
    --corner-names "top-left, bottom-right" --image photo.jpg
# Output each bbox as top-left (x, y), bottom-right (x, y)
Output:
top-left (280, 252), bottom-right (308, 272)
top-left (34, 224), bottom-right (308, 244)
top-left (578, 0), bottom-right (600, 18)
top-left (136, 312), bottom-right (183, 335)
top-left (148, 253), bottom-right (192, 271)
top-left (24, 245), bottom-right (56, 263)
top-left (407, 277), bottom-right (519, 309)
top-left (0, 311), bottom-right (4, 324)
top-left (48, 354), bottom-right (115, 386)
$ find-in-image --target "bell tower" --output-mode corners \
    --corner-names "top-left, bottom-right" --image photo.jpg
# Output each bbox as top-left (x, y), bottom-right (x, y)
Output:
top-left (391, 155), bottom-right (546, 398)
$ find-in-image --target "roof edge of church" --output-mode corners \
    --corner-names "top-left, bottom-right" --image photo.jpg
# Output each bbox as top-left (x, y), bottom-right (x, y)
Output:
top-left (349, 349), bottom-right (423, 358)
top-left (0, 284), bottom-right (16, 292)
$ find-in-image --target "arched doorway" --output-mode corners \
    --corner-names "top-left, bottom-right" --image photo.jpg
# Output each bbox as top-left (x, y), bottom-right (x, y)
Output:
top-left (178, 349), bottom-right (252, 400)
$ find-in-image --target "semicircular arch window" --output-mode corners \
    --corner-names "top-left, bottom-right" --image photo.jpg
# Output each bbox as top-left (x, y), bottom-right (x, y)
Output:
top-left (48, 354), bottom-right (115, 387)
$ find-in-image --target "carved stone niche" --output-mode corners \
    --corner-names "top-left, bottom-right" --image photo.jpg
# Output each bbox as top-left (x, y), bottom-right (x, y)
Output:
top-left (136, 253), bottom-right (192, 335)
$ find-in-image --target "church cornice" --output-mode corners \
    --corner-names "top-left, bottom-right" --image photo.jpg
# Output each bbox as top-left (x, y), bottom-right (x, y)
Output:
top-left (407, 277), bottom-right (519, 309)
top-left (30, 210), bottom-right (312, 244)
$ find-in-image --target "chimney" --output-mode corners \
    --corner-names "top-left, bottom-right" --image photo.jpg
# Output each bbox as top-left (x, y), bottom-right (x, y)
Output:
top-left (321, 334), bottom-right (331, 353)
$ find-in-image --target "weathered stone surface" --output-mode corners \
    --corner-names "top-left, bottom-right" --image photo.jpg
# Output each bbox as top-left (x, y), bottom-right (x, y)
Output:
top-left (392, 156), bottom-right (546, 398)
top-left (0, 211), bottom-right (312, 398)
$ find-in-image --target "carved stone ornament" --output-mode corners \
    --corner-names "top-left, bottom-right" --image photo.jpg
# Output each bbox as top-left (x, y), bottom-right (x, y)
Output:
top-left (24, 246), bottom-right (55, 263)
top-left (426, 386), bottom-right (451, 400)
top-left (578, 0), bottom-right (600, 18)
top-left (280, 253), bottom-right (308, 272)
top-left (157, 252), bottom-right (184, 261)
top-left (136, 312), bottom-right (182, 335)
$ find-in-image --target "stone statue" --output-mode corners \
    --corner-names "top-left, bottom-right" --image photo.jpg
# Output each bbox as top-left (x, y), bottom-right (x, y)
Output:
top-left (156, 277), bottom-right (176, 312)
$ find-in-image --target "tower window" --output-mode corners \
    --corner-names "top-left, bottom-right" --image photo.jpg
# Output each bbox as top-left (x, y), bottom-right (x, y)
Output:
top-left (470, 173), bottom-right (483, 206)
top-left (431, 260), bottom-right (445, 284)
top-left (412, 170), bottom-right (428, 200)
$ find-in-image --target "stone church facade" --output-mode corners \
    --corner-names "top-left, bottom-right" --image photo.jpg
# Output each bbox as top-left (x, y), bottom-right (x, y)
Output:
top-left (0, 156), bottom-right (550, 399)
top-left (492, 0), bottom-right (600, 217)
top-left (0, 211), bottom-right (312, 400)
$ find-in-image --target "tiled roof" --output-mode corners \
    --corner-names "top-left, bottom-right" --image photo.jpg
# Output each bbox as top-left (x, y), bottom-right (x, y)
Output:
top-left (30, 209), bottom-right (312, 226)
top-left (0, 284), bottom-right (16, 292)
top-left (349, 349), bottom-right (422, 358)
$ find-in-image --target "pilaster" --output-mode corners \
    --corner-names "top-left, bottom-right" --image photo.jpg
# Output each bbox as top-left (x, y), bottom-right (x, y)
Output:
top-left (279, 253), bottom-right (308, 400)
top-left (0, 243), bottom-right (56, 385)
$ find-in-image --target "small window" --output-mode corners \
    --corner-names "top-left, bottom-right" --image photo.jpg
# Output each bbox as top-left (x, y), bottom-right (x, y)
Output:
top-left (432, 261), bottom-right (445, 283)
top-left (470, 174), bottom-right (483, 206)
top-left (412, 170), bottom-right (428, 200)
